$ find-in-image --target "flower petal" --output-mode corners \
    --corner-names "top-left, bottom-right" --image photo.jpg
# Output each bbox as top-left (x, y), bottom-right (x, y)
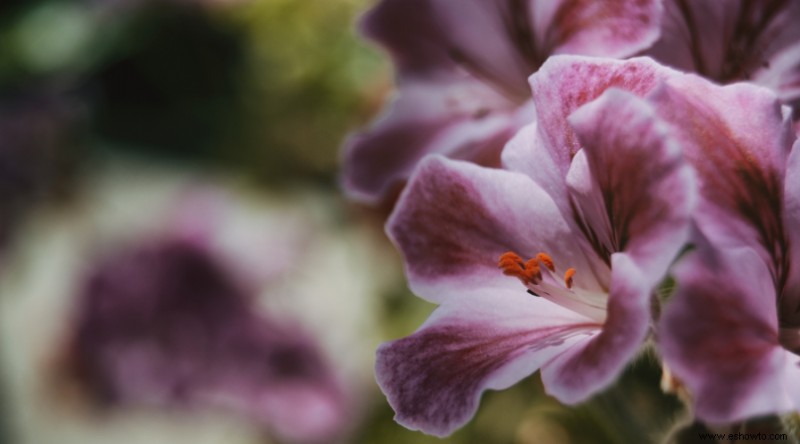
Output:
top-left (647, 0), bottom-right (736, 78)
top-left (753, 38), bottom-right (800, 104)
top-left (648, 0), bottom-right (800, 103)
top-left (527, 56), bottom-right (680, 202)
top-left (781, 139), bottom-right (800, 326)
top-left (362, 0), bottom-right (661, 96)
top-left (375, 288), bottom-right (598, 437)
top-left (566, 88), bottom-right (696, 283)
top-left (659, 245), bottom-right (795, 422)
top-left (540, 252), bottom-right (651, 403)
top-left (543, 0), bottom-right (662, 58)
top-left (342, 79), bottom-right (521, 204)
top-left (501, 120), bottom-right (568, 209)
top-left (649, 76), bottom-right (793, 270)
top-left (361, 0), bottom-right (536, 95)
top-left (386, 155), bottom-right (599, 302)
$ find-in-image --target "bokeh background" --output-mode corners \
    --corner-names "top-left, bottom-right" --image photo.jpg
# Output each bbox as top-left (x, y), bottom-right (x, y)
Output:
top-left (0, 1), bottom-right (701, 443)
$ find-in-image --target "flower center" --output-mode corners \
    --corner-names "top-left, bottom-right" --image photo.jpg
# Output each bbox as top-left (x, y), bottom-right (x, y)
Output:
top-left (498, 251), bottom-right (606, 321)
top-left (498, 251), bottom-right (576, 290)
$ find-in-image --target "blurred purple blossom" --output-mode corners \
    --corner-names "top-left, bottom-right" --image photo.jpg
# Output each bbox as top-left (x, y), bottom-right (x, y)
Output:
top-left (65, 206), bottom-right (350, 443)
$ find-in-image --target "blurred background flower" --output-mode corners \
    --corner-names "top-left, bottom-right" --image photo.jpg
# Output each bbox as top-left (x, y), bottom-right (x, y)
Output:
top-left (0, 0), bottom-right (735, 443)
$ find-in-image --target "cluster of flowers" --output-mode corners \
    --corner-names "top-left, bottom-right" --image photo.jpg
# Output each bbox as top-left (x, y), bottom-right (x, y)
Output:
top-left (343, 0), bottom-right (800, 437)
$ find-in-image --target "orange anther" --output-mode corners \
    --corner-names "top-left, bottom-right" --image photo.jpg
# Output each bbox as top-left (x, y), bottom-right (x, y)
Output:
top-left (498, 252), bottom-right (525, 279)
top-left (564, 268), bottom-right (576, 289)
top-left (498, 251), bottom-right (524, 266)
top-left (523, 259), bottom-right (542, 284)
top-left (536, 252), bottom-right (555, 272)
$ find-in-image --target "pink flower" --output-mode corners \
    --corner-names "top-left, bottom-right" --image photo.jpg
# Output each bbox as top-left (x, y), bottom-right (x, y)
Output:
top-left (647, 0), bottom-right (800, 109)
top-left (342, 0), bottom-right (663, 205)
top-left (653, 71), bottom-right (800, 422)
top-left (375, 56), bottom-right (696, 437)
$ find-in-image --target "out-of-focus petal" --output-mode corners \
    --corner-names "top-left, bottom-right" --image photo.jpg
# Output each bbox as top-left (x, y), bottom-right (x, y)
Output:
top-left (648, 0), bottom-right (800, 104)
top-left (342, 79), bottom-right (520, 204)
top-left (362, 0), bottom-right (532, 94)
top-left (566, 88), bottom-right (696, 282)
top-left (659, 246), bottom-right (795, 422)
top-left (541, 253), bottom-right (650, 403)
top-left (647, 0), bottom-right (733, 77)
top-left (386, 155), bottom-right (599, 302)
top-left (375, 288), bottom-right (598, 437)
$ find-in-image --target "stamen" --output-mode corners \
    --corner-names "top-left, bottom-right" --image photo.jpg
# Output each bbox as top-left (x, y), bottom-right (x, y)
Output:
top-left (523, 258), bottom-right (542, 284)
top-left (498, 251), bottom-right (526, 281)
top-left (536, 252), bottom-right (555, 272)
top-left (498, 250), bottom-right (575, 290)
top-left (564, 268), bottom-right (576, 289)
top-left (498, 251), bottom-right (524, 264)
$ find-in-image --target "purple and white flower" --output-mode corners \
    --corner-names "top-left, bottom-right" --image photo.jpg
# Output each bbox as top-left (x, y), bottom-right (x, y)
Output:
top-left (375, 56), bottom-right (696, 437)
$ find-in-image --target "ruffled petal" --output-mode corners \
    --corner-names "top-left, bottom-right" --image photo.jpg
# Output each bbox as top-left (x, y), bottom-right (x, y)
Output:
top-left (386, 155), bottom-right (600, 302)
top-left (540, 252), bottom-right (651, 403)
top-left (375, 288), bottom-right (599, 437)
top-left (659, 246), bottom-right (794, 423)
top-left (649, 76), bottom-right (793, 270)
top-left (566, 88), bottom-right (696, 283)
top-left (528, 56), bottom-right (680, 190)
top-left (342, 79), bottom-right (518, 204)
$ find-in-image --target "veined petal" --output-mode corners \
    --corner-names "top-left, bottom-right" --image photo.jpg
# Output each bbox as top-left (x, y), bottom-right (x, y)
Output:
top-left (659, 246), bottom-right (794, 422)
top-left (362, 0), bottom-right (662, 97)
top-left (649, 0), bottom-right (800, 102)
top-left (649, 76), bottom-right (793, 271)
top-left (361, 0), bottom-right (537, 95)
top-left (540, 252), bottom-right (650, 403)
top-left (386, 155), bottom-right (600, 303)
top-left (375, 288), bottom-right (598, 437)
top-left (342, 79), bottom-right (517, 204)
top-left (529, 56), bottom-right (680, 187)
top-left (543, 0), bottom-right (662, 58)
top-left (566, 88), bottom-right (696, 284)
top-left (647, 0), bottom-right (737, 78)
